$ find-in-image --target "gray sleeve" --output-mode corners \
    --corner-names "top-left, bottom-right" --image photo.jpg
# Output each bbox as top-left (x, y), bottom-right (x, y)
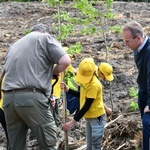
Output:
top-left (46, 35), bottom-right (66, 64)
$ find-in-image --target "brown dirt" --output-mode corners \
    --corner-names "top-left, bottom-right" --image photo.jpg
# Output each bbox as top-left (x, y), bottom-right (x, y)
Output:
top-left (0, 1), bottom-right (150, 150)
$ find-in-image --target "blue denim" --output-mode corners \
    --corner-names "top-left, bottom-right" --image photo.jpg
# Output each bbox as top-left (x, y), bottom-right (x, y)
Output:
top-left (138, 91), bottom-right (150, 150)
top-left (85, 114), bottom-right (106, 150)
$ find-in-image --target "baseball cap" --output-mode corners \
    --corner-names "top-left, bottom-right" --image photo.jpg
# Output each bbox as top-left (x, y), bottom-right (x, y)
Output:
top-left (99, 62), bottom-right (114, 81)
top-left (75, 58), bottom-right (96, 83)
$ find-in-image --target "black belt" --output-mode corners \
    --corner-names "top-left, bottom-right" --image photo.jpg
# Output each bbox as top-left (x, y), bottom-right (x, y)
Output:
top-left (3, 88), bottom-right (44, 94)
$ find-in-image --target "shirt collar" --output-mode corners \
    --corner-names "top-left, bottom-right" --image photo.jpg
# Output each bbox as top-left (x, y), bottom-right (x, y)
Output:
top-left (137, 36), bottom-right (148, 53)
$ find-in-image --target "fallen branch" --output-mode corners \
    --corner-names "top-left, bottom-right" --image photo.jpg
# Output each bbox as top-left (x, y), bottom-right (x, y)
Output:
top-left (105, 115), bottom-right (122, 128)
top-left (76, 144), bottom-right (86, 150)
top-left (116, 143), bottom-right (126, 150)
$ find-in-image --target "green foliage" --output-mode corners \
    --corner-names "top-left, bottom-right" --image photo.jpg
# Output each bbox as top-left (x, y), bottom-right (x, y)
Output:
top-left (52, 11), bottom-right (82, 24)
top-left (68, 17), bottom-right (80, 24)
top-left (109, 25), bottom-right (122, 34)
top-left (128, 87), bottom-right (138, 98)
top-left (46, 0), bottom-right (60, 7)
top-left (55, 23), bottom-right (73, 40)
top-left (105, 0), bottom-right (114, 8)
top-left (47, 0), bottom-right (117, 62)
top-left (49, 0), bottom-right (116, 61)
top-left (94, 0), bottom-right (114, 60)
top-left (60, 11), bottom-right (70, 21)
top-left (106, 46), bottom-right (110, 51)
top-left (52, 11), bottom-right (69, 21)
top-left (129, 101), bottom-right (139, 112)
top-left (25, 29), bottom-right (30, 35)
top-left (66, 109), bottom-right (70, 116)
top-left (75, 0), bottom-right (99, 19)
top-left (81, 26), bottom-right (96, 36)
top-left (103, 12), bottom-right (114, 19)
top-left (50, 1), bottom-right (83, 56)
top-left (60, 24), bottom-right (73, 39)
top-left (128, 87), bottom-right (138, 112)
top-left (67, 42), bottom-right (82, 55)
top-left (52, 11), bottom-right (75, 40)
top-left (0, 0), bottom-right (150, 3)
top-left (64, 70), bottom-right (75, 85)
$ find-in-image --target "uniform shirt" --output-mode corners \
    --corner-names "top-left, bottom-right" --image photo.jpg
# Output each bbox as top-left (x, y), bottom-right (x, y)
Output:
top-left (0, 92), bottom-right (3, 108)
top-left (65, 64), bottom-right (77, 90)
top-left (52, 76), bottom-right (61, 98)
top-left (0, 78), bottom-right (4, 108)
top-left (80, 76), bottom-right (105, 118)
top-left (3, 31), bottom-right (66, 97)
top-left (52, 64), bottom-right (76, 98)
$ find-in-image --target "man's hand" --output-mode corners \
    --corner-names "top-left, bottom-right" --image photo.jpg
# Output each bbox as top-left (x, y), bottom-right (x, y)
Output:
top-left (49, 98), bottom-right (56, 108)
top-left (104, 104), bottom-right (113, 116)
top-left (62, 119), bottom-right (76, 131)
top-left (60, 82), bottom-right (69, 92)
top-left (144, 106), bottom-right (150, 113)
top-left (106, 107), bottom-right (113, 116)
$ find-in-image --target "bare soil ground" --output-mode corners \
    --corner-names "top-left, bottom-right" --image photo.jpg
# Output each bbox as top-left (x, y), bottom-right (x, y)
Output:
top-left (0, 1), bottom-right (150, 149)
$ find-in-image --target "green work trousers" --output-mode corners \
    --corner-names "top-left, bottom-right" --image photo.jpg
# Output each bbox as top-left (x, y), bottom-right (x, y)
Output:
top-left (50, 98), bottom-right (61, 127)
top-left (3, 91), bottom-right (57, 150)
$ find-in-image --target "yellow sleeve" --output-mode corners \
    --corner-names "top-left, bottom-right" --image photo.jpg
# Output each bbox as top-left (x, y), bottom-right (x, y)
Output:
top-left (66, 64), bottom-right (76, 73)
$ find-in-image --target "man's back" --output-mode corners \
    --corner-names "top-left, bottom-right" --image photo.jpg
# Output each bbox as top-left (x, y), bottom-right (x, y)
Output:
top-left (2, 23), bottom-right (70, 150)
top-left (3, 31), bottom-right (65, 97)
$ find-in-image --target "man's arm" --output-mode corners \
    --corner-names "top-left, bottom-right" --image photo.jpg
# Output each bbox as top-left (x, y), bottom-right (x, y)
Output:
top-left (146, 54), bottom-right (150, 111)
top-left (53, 54), bottom-right (71, 75)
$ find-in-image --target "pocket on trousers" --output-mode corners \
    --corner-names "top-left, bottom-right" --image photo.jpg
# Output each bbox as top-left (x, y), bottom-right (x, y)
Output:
top-left (15, 100), bottom-right (34, 107)
top-left (97, 114), bottom-right (106, 126)
top-left (40, 122), bottom-right (57, 146)
top-left (3, 102), bottom-right (11, 109)
top-left (97, 116), bottom-right (102, 123)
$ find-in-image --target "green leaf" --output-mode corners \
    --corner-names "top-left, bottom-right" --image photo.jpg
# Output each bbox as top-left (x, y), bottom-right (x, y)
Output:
top-left (67, 42), bottom-right (82, 55)
top-left (128, 87), bottom-right (138, 98)
top-left (129, 101), bottom-right (139, 112)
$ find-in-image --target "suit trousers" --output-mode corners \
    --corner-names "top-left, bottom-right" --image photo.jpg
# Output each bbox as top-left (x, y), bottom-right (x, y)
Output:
top-left (138, 91), bottom-right (150, 150)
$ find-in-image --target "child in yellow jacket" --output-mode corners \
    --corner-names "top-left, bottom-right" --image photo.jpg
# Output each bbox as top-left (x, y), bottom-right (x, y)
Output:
top-left (0, 76), bottom-right (9, 149)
